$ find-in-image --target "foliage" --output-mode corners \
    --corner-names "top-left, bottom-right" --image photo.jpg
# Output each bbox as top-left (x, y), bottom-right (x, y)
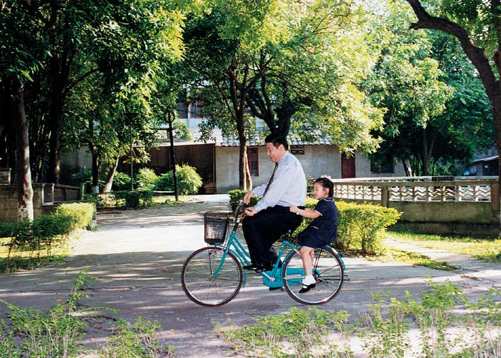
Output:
top-left (155, 164), bottom-right (202, 195)
top-left (0, 272), bottom-right (173, 357)
top-left (221, 307), bottom-right (351, 357)
top-left (100, 317), bottom-right (175, 358)
top-left (387, 230), bottom-right (501, 263)
top-left (301, 199), bottom-right (401, 255)
top-left (0, 272), bottom-right (91, 357)
top-left (227, 189), bottom-right (258, 209)
top-left (55, 203), bottom-right (96, 231)
top-left (222, 282), bottom-right (501, 357)
top-left (115, 191), bottom-right (154, 209)
top-left (112, 172), bottom-right (133, 191)
top-left (136, 168), bottom-right (159, 190)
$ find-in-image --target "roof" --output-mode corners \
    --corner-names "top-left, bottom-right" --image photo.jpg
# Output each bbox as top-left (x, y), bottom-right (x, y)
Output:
top-left (218, 133), bottom-right (331, 146)
top-left (472, 155), bottom-right (498, 163)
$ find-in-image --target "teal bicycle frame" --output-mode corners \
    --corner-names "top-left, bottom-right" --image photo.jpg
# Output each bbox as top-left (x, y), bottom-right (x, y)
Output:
top-left (212, 219), bottom-right (305, 289)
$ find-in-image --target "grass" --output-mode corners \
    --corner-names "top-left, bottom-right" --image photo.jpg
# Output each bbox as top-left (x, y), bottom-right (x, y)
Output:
top-left (220, 282), bottom-right (501, 357)
top-left (0, 272), bottom-right (174, 357)
top-left (0, 236), bottom-right (70, 273)
top-left (370, 247), bottom-right (459, 271)
top-left (387, 230), bottom-right (501, 263)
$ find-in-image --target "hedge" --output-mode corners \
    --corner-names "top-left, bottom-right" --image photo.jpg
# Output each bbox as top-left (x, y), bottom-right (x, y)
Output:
top-left (0, 202), bottom-right (96, 256)
top-left (226, 190), bottom-right (400, 256)
top-left (54, 202), bottom-right (96, 230)
top-left (300, 198), bottom-right (400, 255)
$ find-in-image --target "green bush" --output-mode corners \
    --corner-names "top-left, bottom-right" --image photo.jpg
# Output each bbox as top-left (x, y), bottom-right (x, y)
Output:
top-left (299, 199), bottom-right (400, 255)
top-left (115, 190), bottom-right (154, 209)
top-left (228, 188), bottom-right (258, 210)
top-left (136, 168), bottom-right (159, 190)
top-left (155, 164), bottom-right (202, 195)
top-left (113, 172), bottom-right (132, 191)
top-left (54, 202), bottom-right (95, 230)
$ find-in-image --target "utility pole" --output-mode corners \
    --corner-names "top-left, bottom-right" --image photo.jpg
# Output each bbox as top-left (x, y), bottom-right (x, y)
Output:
top-left (167, 111), bottom-right (178, 201)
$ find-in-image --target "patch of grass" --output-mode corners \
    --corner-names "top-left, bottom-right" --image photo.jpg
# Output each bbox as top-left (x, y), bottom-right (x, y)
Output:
top-left (99, 317), bottom-right (175, 358)
top-left (222, 282), bottom-right (501, 357)
top-left (0, 272), bottom-right (173, 357)
top-left (369, 248), bottom-right (459, 271)
top-left (220, 307), bottom-right (352, 357)
top-left (388, 231), bottom-right (501, 263)
top-left (0, 238), bottom-right (70, 273)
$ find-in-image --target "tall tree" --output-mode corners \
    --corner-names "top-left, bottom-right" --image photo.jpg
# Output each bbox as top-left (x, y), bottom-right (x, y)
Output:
top-left (402, 0), bottom-right (501, 220)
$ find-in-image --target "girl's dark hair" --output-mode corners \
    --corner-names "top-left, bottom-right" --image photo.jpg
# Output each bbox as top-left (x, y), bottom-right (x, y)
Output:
top-left (314, 177), bottom-right (334, 197)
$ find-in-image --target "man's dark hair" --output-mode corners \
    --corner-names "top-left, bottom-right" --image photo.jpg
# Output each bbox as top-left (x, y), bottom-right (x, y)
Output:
top-left (314, 177), bottom-right (334, 198)
top-left (265, 133), bottom-right (289, 150)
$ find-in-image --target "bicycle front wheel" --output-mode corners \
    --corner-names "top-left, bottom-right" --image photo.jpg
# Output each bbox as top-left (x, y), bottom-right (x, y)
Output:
top-left (181, 246), bottom-right (243, 307)
top-left (283, 246), bottom-right (344, 305)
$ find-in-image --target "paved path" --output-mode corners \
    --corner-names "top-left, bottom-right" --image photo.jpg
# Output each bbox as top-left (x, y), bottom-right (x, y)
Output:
top-left (0, 195), bottom-right (499, 357)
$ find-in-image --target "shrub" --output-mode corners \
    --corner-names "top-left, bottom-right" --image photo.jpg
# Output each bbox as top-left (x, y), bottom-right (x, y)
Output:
top-left (299, 199), bottom-right (400, 255)
top-left (54, 202), bottom-right (95, 230)
top-left (136, 168), bottom-right (159, 190)
top-left (155, 164), bottom-right (202, 195)
top-left (228, 188), bottom-right (258, 210)
top-left (113, 172), bottom-right (132, 191)
top-left (115, 190), bottom-right (154, 209)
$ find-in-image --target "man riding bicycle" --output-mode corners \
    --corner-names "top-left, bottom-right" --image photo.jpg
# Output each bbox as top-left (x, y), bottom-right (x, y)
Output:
top-left (242, 134), bottom-right (307, 273)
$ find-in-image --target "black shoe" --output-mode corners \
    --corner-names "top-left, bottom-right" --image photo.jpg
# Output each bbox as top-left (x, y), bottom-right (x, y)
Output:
top-left (298, 283), bottom-right (316, 293)
top-left (243, 264), bottom-right (257, 271)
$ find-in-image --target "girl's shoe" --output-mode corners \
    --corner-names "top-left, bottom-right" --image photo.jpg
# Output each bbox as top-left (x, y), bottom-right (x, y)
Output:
top-left (299, 275), bottom-right (316, 293)
top-left (299, 283), bottom-right (316, 293)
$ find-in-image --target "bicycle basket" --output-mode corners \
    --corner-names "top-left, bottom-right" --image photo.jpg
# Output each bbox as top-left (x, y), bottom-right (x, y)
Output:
top-left (204, 212), bottom-right (231, 245)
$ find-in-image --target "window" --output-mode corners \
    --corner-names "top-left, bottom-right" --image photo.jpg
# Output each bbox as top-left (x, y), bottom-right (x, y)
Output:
top-left (248, 147), bottom-right (259, 176)
top-left (290, 145), bottom-right (305, 155)
top-left (370, 154), bottom-right (395, 174)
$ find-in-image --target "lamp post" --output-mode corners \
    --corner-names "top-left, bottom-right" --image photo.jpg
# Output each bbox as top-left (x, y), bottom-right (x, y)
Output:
top-left (167, 111), bottom-right (178, 201)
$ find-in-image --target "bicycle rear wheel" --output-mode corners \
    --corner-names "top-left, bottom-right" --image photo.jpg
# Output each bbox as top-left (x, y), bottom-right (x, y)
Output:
top-left (283, 246), bottom-right (344, 305)
top-left (181, 246), bottom-right (243, 307)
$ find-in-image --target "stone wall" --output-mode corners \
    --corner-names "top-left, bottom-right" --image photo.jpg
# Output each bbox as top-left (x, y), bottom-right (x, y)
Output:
top-left (0, 183), bottom-right (53, 222)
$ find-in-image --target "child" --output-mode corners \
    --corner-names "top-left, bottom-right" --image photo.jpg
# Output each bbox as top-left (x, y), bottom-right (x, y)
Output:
top-left (289, 177), bottom-right (338, 293)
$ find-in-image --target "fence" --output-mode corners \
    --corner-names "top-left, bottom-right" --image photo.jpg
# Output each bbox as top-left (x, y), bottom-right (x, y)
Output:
top-left (330, 176), bottom-right (499, 235)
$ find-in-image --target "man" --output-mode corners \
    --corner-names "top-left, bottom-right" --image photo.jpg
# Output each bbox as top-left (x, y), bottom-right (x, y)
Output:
top-left (242, 134), bottom-right (307, 272)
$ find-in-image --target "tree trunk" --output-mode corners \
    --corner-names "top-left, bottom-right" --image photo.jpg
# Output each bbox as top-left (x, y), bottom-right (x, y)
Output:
top-left (402, 159), bottom-right (413, 176)
top-left (11, 77), bottom-right (34, 221)
top-left (101, 157), bottom-right (119, 193)
top-left (238, 140), bottom-right (252, 191)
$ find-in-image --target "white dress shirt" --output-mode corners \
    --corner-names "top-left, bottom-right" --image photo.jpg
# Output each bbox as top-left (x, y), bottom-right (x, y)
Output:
top-left (252, 152), bottom-right (307, 213)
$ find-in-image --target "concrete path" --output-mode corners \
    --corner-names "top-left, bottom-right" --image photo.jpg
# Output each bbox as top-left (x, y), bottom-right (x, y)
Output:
top-left (0, 195), bottom-right (499, 357)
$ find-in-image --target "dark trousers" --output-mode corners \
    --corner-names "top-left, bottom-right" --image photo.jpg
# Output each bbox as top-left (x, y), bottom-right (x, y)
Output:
top-left (243, 206), bottom-right (303, 267)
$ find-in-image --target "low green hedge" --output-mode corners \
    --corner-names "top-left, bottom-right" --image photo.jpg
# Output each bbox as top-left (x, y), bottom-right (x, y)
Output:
top-left (228, 189), bottom-right (258, 209)
top-left (300, 198), bottom-right (400, 255)
top-left (114, 190), bottom-right (153, 209)
top-left (54, 203), bottom-right (95, 230)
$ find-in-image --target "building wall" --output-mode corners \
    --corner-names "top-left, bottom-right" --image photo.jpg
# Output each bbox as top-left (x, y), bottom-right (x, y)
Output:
top-left (0, 184), bottom-right (49, 222)
top-left (215, 145), bottom-right (406, 192)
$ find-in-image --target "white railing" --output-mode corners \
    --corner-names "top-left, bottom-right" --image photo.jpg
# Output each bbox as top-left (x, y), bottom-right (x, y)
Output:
top-left (330, 176), bottom-right (498, 210)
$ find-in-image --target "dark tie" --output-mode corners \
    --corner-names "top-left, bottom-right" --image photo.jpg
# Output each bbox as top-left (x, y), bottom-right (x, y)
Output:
top-left (263, 163), bottom-right (278, 196)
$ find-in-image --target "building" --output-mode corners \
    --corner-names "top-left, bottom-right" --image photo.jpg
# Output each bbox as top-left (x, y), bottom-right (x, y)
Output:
top-left (61, 103), bottom-right (406, 193)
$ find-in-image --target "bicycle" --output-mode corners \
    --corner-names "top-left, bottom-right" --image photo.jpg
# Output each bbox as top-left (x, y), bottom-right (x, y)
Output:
top-left (181, 202), bottom-right (345, 306)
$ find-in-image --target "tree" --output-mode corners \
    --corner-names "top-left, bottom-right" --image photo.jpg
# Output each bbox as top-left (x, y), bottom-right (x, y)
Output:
top-left (0, 0), bottom-right (48, 219)
top-left (365, 5), bottom-right (453, 175)
top-left (242, 0), bottom-right (383, 153)
top-left (402, 0), bottom-right (501, 221)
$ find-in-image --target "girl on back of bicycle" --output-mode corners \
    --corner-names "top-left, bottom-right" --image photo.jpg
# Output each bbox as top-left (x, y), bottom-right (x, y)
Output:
top-left (289, 177), bottom-right (338, 293)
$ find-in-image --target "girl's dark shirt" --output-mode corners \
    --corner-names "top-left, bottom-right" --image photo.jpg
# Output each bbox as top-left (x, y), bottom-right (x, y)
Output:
top-left (303, 197), bottom-right (338, 242)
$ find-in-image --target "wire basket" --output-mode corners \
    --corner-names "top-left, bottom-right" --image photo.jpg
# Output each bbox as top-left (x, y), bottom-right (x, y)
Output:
top-left (204, 212), bottom-right (231, 245)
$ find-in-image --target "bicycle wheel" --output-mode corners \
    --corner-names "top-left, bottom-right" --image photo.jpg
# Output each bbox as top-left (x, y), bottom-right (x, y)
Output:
top-left (181, 246), bottom-right (243, 307)
top-left (282, 246), bottom-right (344, 305)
